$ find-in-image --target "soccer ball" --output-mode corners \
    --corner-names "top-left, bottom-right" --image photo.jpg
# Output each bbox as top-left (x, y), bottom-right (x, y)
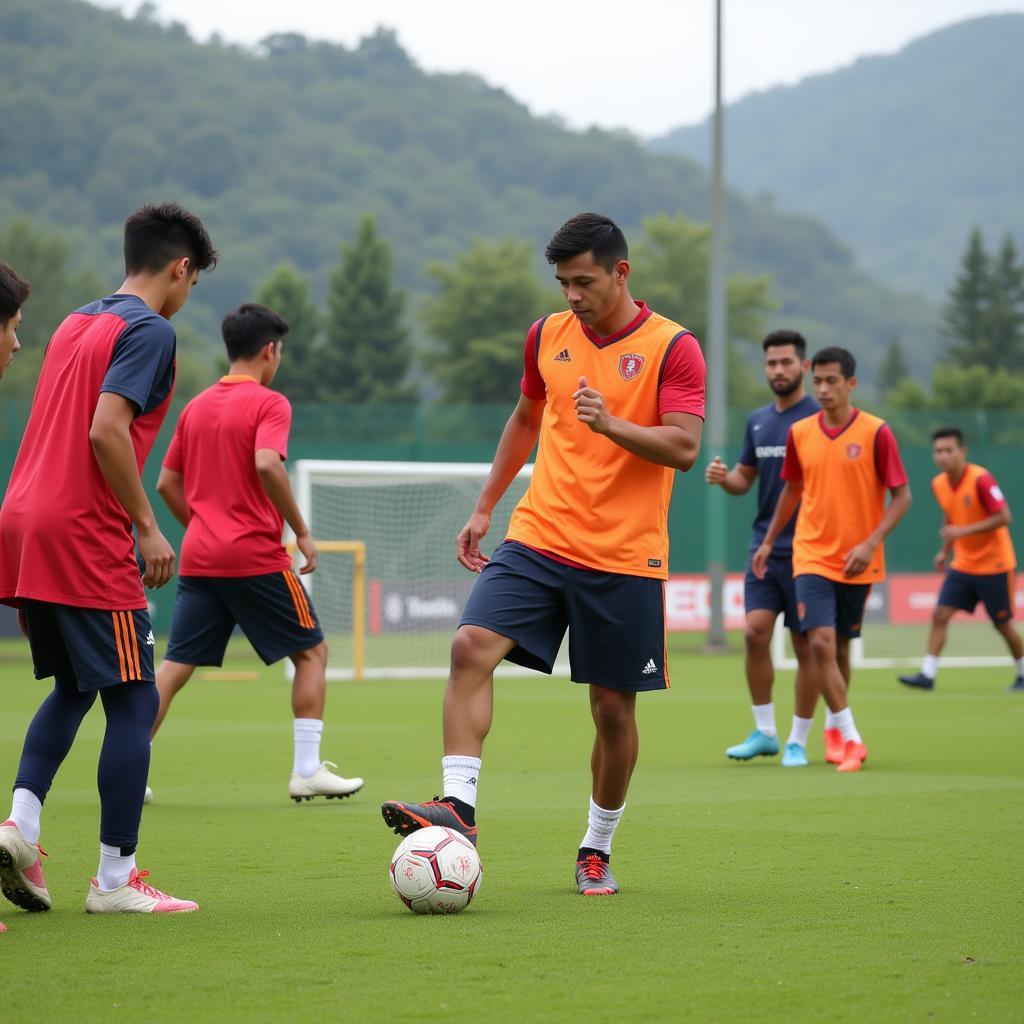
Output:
top-left (388, 826), bottom-right (482, 915)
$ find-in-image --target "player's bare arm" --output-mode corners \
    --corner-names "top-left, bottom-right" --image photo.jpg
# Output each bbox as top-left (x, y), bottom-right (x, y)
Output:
top-left (457, 394), bottom-right (544, 573)
top-left (751, 479), bottom-right (803, 578)
top-left (156, 466), bottom-right (190, 528)
top-left (844, 483), bottom-right (912, 577)
top-left (255, 448), bottom-right (317, 574)
top-left (939, 504), bottom-right (1010, 542)
top-left (705, 456), bottom-right (757, 494)
top-left (573, 377), bottom-right (701, 471)
top-left (90, 391), bottom-right (175, 588)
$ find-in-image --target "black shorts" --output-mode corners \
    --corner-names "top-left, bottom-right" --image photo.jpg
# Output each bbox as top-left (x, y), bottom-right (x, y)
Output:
top-left (744, 551), bottom-right (801, 630)
top-left (164, 572), bottom-right (324, 667)
top-left (459, 541), bottom-right (668, 692)
top-left (22, 600), bottom-right (155, 692)
top-left (795, 574), bottom-right (871, 639)
top-left (938, 568), bottom-right (1016, 623)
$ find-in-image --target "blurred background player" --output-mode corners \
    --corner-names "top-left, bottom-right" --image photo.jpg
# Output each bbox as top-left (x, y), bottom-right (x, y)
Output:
top-left (0, 204), bottom-right (216, 915)
top-left (899, 426), bottom-right (1023, 692)
top-left (381, 212), bottom-right (705, 895)
top-left (0, 259), bottom-right (32, 934)
top-left (753, 347), bottom-right (911, 771)
top-left (150, 303), bottom-right (363, 802)
top-left (705, 329), bottom-right (818, 767)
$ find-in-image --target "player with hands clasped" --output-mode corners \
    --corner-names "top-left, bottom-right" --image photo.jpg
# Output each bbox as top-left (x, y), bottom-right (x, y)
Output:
top-left (0, 205), bottom-right (216, 915)
top-left (148, 304), bottom-right (363, 804)
top-left (898, 426), bottom-right (1023, 692)
top-left (751, 347), bottom-right (911, 772)
top-left (384, 212), bottom-right (706, 895)
top-left (705, 330), bottom-right (818, 767)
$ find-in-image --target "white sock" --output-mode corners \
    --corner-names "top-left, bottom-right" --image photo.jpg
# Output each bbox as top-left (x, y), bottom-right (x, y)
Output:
top-left (787, 715), bottom-right (813, 747)
top-left (9, 789), bottom-right (41, 845)
top-left (293, 718), bottom-right (323, 777)
top-left (579, 798), bottom-right (625, 856)
top-left (1014, 657), bottom-right (1024, 677)
top-left (832, 707), bottom-right (862, 744)
top-left (752, 702), bottom-right (776, 737)
top-left (922, 654), bottom-right (939, 679)
top-left (824, 709), bottom-right (838, 730)
top-left (97, 843), bottom-right (136, 892)
top-left (442, 755), bottom-right (481, 808)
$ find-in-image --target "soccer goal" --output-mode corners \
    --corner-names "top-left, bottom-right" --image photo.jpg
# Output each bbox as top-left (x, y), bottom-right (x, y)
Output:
top-left (290, 460), bottom-right (569, 680)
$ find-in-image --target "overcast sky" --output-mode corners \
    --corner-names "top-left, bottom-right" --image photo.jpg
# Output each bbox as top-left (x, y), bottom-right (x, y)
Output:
top-left (98, 0), bottom-right (1024, 137)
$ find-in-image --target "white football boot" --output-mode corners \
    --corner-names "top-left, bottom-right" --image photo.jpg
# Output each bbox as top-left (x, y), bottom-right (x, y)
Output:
top-left (289, 760), bottom-right (364, 802)
top-left (0, 819), bottom-right (50, 912)
top-left (85, 868), bottom-right (198, 914)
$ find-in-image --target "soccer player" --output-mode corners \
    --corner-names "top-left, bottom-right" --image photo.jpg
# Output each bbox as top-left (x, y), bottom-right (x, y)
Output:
top-left (0, 260), bottom-right (32, 934)
top-left (0, 204), bottom-right (216, 915)
top-left (752, 347), bottom-right (910, 772)
top-left (381, 213), bottom-right (706, 895)
top-left (705, 330), bottom-right (819, 767)
top-left (898, 427), bottom-right (1023, 692)
top-left (148, 303), bottom-right (363, 801)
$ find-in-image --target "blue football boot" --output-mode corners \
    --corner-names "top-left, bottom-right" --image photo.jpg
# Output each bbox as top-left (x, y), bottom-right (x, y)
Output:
top-left (781, 742), bottom-right (809, 767)
top-left (725, 730), bottom-right (780, 760)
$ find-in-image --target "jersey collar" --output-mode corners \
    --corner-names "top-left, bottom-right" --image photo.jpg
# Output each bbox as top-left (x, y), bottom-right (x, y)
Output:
top-left (220, 374), bottom-right (260, 385)
top-left (817, 407), bottom-right (859, 439)
top-left (578, 301), bottom-right (652, 348)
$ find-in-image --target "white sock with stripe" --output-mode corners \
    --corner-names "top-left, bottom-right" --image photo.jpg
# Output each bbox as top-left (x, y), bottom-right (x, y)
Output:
top-left (293, 718), bottom-right (323, 777)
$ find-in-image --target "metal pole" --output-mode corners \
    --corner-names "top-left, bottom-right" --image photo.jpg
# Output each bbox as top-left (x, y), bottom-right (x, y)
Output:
top-left (706, 0), bottom-right (728, 650)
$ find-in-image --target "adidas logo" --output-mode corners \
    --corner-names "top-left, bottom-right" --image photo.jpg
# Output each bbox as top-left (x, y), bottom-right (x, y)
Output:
top-left (641, 659), bottom-right (658, 675)
top-left (145, 630), bottom-right (155, 646)
top-left (553, 348), bottom-right (572, 362)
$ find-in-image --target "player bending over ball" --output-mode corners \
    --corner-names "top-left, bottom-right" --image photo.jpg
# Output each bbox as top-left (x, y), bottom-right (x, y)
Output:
top-left (382, 212), bottom-right (705, 895)
top-left (0, 259), bottom-right (32, 934)
top-left (0, 204), bottom-right (216, 915)
top-left (752, 347), bottom-right (911, 772)
top-left (149, 303), bottom-right (363, 802)
top-left (898, 426), bottom-right (1023, 692)
top-left (705, 330), bottom-right (819, 767)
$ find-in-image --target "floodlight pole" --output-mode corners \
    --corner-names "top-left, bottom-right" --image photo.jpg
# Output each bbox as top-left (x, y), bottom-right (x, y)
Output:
top-left (706, 0), bottom-right (728, 650)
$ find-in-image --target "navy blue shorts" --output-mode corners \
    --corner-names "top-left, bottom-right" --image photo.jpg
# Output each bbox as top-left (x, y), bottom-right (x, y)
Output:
top-left (164, 572), bottom-right (324, 667)
top-left (938, 568), bottom-right (1016, 623)
top-left (459, 541), bottom-right (668, 692)
top-left (22, 600), bottom-right (155, 692)
top-left (745, 551), bottom-right (801, 630)
top-left (795, 574), bottom-right (871, 639)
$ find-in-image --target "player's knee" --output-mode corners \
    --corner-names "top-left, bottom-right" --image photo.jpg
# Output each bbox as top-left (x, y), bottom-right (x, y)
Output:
top-left (808, 632), bottom-right (835, 663)
top-left (292, 641), bottom-right (327, 667)
top-left (449, 626), bottom-right (498, 677)
top-left (744, 622), bottom-right (771, 653)
top-left (932, 606), bottom-right (954, 626)
top-left (591, 690), bottom-right (634, 735)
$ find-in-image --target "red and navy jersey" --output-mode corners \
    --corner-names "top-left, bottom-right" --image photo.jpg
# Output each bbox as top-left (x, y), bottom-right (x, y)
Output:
top-left (0, 294), bottom-right (176, 610)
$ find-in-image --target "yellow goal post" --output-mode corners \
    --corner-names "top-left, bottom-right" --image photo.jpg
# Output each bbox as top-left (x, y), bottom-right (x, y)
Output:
top-left (285, 539), bottom-right (366, 681)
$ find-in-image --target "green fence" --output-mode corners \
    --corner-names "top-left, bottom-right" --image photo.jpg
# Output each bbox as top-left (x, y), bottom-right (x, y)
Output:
top-left (2, 400), bottom-right (1022, 632)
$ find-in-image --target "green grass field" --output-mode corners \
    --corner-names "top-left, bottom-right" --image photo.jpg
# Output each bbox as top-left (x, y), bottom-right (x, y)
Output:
top-left (1, 634), bottom-right (1021, 1023)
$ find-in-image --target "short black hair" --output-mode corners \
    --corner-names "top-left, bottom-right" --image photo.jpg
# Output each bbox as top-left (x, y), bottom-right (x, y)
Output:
top-left (544, 212), bottom-right (628, 271)
top-left (221, 303), bottom-right (290, 361)
top-left (0, 261), bottom-right (31, 325)
top-left (762, 329), bottom-right (806, 357)
top-left (811, 346), bottom-right (856, 379)
top-left (124, 203), bottom-right (218, 276)
top-left (932, 426), bottom-right (965, 447)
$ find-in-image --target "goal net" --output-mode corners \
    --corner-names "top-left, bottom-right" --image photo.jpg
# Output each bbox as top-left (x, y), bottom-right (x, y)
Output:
top-left (292, 460), bottom-right (568, 680)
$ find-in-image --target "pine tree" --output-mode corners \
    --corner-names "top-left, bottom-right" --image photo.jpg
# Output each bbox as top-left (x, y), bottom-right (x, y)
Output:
top-left (943, 227), bottom-right (992, 368)
top-left (984, 234), bottom-right (1024, 372)
top-left (878, 338), bottom-right (909, 393)
top-left (255, 265), bottom-right (321, 400)
top-left (322, 214), bottom-right (415, 403)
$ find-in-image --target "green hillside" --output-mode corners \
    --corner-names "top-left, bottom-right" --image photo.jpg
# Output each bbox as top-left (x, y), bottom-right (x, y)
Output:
top-left (0, 0), bottom-right (935, 382)
top-left (652, 15), bottom-right (1024, 301)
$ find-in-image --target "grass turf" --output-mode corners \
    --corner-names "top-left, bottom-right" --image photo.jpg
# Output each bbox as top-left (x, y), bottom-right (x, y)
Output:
top-left (0, 634), bottom-right (1021, 1023)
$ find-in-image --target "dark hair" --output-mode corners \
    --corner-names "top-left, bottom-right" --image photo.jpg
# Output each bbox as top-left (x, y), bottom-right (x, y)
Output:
top-left (762, 329), bottom-right (806, 357)
top-left (221, 303), bottom-right (290, 361)
top-left (544, 212), bottom-right (627, 271)
top-left (932, 426), bottom-right (965, 447)
top-left (124, 203), bottom-right (218, 276)
top-left (0, 261), bottom-right (31, 325)
top-left (811, 346), bottom-right (856, 379)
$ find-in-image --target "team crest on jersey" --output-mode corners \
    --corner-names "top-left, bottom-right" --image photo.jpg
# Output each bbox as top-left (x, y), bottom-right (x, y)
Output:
top-left (846, 443), bottom-right (861, 460)
top-left (618, 353), bottom-right (644, 381)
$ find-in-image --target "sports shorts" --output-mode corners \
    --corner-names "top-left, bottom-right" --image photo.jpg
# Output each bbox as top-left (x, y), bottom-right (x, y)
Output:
top-left (459, 541), bottom-right (668, 692)
top-left (938, 568), bottom-right (1016, 623)
top-left (744, 550), bottom-right (801, 630)
top-left (794, 574), bottom-right (871, 639)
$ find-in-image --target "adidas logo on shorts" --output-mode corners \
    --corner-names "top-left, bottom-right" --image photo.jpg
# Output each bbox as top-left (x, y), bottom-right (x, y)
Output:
top-left (145, 630), bottom-right (155, 646)
top-left (641, 659), bottom-right (658, 675)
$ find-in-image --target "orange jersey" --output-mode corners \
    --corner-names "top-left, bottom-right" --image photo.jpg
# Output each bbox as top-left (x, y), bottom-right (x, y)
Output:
top-left (932, 464), bottom-right (1016, 574)
top-left (506, 304), bottom-right (705, 579)
top-left (782, 410), bottom-right (907, 584)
